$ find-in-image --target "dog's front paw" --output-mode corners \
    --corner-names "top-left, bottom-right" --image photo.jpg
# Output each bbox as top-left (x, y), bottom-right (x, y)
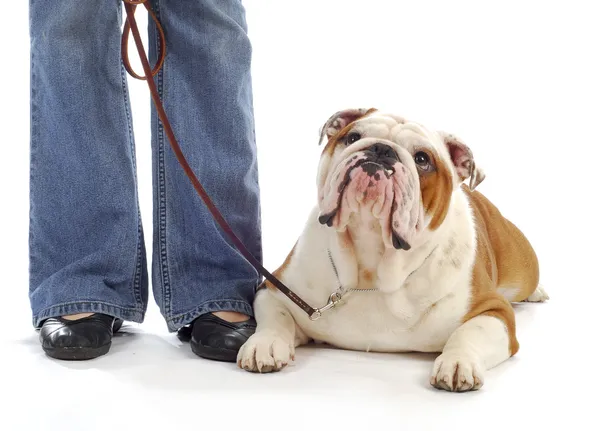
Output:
top-left (430, 351), bottom-right (484, 392)
top-left (237, 332), bottom-right (294, 373)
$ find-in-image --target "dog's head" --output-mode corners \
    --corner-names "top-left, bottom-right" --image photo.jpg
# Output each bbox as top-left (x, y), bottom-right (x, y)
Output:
top-left (316, 108), bottom-right (485, 250)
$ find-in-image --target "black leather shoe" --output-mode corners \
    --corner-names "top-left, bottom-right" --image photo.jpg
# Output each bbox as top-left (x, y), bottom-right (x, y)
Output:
top-left (39, 313), bottom-right (123, 361)
top-left (189, 313), bottom-right (256, 362)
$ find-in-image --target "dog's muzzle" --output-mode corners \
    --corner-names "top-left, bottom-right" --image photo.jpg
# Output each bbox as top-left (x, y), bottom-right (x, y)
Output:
top-left (318, 142), bottom-right (421, 250)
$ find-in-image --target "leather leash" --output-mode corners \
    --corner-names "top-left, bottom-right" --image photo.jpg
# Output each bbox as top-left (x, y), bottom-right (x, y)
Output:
top-left (120, 0), bottom-right (324, 320)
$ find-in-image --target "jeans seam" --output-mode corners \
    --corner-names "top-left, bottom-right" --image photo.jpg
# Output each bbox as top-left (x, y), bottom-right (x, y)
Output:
top-left (153, 0), bottom-right (173, 318)
top-left (29, 15), bottom-right (38, 283)
top-left (33, 301), bottom-right (145, 327)
top-left (36, 301), bottom-right (145, 314)
top-left (118, 3), bottom-right (144, 308)
top-left (166, 299), bottom-right (254, 330)
top-left (168, 299), bottom-right (252, 320)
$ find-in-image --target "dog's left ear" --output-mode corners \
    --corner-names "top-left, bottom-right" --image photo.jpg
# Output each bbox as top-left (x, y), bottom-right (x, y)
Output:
top-left (440, 132), bottom-right (486, 190)
top-left (318, 108), bottom-right (377, 145)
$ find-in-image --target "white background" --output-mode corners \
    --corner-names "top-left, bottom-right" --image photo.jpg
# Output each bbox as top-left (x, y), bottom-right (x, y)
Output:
top-left (1, 1), bottom-right (599, 430)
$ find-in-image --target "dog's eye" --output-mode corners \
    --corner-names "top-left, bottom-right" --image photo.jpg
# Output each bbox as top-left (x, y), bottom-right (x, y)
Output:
top-left (345, 133), bottom-right (361, 145)
top-left (414, 151), bottom-right (431, 168)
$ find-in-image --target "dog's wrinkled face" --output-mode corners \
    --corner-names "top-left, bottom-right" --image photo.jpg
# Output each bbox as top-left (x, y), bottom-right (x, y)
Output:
top-left (316, 108), bottom-right (485, 250)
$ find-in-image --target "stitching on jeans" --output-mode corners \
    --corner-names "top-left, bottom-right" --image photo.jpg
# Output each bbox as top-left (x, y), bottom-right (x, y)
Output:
top-left (118, 10), bottom-right (145, 308)
top-left (34, 304), bottom-right (145, 327)
top-left (36, 301), bottom-right (144, 316)
top-left (167, 300), bottom-right (254, 329)
top-left (153, 0), bottom-right (173, 317)
top-left (29, 5), bottom-right (39, 286)
top-left (169, 299), bottom-right (253, 320)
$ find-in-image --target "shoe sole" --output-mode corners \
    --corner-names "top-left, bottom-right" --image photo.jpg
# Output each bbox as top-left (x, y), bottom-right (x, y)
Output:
top-left (190, 341), bottom-right (237, 363)
top-left (42, 342), bottom-right (111, 361)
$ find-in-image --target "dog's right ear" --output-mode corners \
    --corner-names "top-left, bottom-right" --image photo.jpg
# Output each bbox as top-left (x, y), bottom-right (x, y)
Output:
top-left (318, 108), bottom-right (377, 145)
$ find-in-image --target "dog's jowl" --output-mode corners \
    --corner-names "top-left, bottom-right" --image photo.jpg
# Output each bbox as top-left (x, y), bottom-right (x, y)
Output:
top-left (237, 108), bottom-right (546, 392)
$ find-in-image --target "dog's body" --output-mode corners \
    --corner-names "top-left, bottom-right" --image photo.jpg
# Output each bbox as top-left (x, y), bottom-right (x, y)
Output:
top-left (238, 109), bottom-right (546, 391)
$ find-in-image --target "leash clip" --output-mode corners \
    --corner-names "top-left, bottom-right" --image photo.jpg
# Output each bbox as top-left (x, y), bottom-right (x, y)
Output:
top-left (309, 291), bottom-right (343, 321)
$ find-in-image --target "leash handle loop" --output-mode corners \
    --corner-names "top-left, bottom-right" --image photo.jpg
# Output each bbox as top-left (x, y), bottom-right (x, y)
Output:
top-left (121, 0), bottom-right (166, 80)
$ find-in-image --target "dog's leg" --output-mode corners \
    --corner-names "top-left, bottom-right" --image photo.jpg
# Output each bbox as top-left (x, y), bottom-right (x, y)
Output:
top-left (237, 290), bottom-right (304, 373)
top-left (430, 311), bottom-right (515, 392)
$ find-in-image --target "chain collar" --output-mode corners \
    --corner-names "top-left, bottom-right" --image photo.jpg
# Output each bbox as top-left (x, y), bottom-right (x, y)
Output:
top-left (310, 246), bottom-right (438, 321)
top-left (309, 249), bottom-right (379, 321)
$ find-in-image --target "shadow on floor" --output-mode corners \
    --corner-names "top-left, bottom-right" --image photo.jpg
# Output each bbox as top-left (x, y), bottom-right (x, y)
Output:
top-left (13, 301), bottom-right (546, 398)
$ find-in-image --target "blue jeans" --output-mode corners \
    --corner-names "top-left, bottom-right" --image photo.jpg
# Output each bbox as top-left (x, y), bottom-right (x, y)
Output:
top-left (28, 0), bottom-right (262, 331)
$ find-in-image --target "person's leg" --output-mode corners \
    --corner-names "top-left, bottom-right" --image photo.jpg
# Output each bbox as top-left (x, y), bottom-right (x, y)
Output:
top-left (148, 0), bottom-right (262, 360)
top-left (29, 0), bottom-right (147, 359)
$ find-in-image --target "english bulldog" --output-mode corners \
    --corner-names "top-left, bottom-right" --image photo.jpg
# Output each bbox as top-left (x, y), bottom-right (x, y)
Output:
top-left (237, 108), bottom-right (547, 392)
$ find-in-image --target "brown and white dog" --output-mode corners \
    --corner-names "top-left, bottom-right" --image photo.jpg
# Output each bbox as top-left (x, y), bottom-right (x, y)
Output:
top-left (237, 108), bottom-right (547, 391)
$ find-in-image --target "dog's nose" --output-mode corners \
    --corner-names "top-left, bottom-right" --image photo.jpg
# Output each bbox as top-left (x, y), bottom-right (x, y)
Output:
top-left (367, 143), bottom-right (399, 161)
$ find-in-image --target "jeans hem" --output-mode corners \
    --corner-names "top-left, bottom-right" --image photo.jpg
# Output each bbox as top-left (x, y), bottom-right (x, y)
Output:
top-left (33, 302), bottom-right (144, 328)
top-left (165, 299), bottom-right (254, 332)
